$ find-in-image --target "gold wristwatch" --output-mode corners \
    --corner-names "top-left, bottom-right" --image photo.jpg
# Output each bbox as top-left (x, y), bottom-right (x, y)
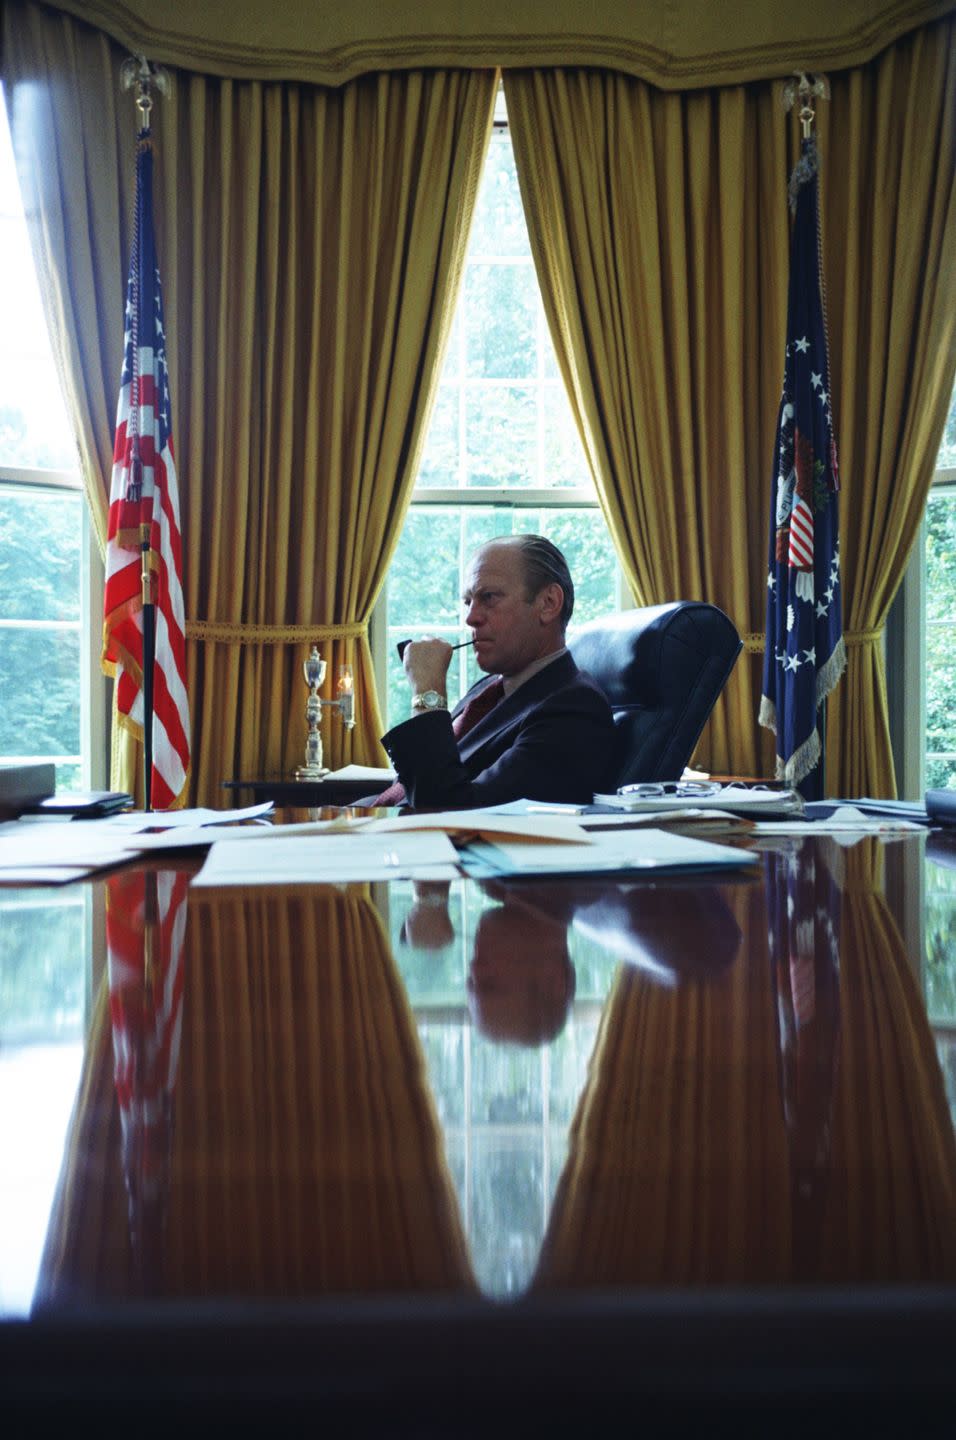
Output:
top-left (412, 689), bottom-right (447, 712)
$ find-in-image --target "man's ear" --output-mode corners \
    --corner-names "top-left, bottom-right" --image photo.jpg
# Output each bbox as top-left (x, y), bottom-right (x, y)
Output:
top-left (536, 582), bottom-right (564, 623)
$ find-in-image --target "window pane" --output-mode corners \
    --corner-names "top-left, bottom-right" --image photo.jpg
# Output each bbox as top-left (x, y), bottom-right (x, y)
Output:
top-left (925, 485), bottom-right (956, 790)
top-left (467, 131), bottom-right (531, 259)
top-left (465, 384), bottom-right (536, 487)
top-left (465, 263), bottom-right (537, 380)
top-left (0, 625), bottom-right (80, 758)
top-left (0, 100), bottom-right (76, 471)
top-left (0, 487), bottom-right (81, 622)
top-left (416, 383), bottom-right (460, 489)
top-left (541, 382), bottom-right (590, 488)
top-left (937, 379), bottom-right (956, 470)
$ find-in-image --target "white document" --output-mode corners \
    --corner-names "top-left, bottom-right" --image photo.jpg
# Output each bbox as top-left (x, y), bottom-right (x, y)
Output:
top-left (473, 827), bottom-right (760, 877)
top-left (362, 810), bottom-right (592, 843)
top-left (0, 820), bottom-right (137, 872)
top-left (132, 809), bottom-right (593, 852)
top-left (100, 802), bottom-right (275, 830)
top-left (191, 830), bottom-right (460, 887)
top-left (322, 764), bottom-right (395, 783)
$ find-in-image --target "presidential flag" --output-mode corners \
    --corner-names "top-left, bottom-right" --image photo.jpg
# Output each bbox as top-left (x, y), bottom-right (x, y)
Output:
top-left (102, 123), bottom-right (189, 809)
top-left (759, 136), bottom-right (845, 791)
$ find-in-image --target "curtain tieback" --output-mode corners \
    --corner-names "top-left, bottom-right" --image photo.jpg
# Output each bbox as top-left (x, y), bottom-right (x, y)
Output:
top-left (741, 626), bottom-right (882, 654)
top-left (186, 620), bottom-right (368, 645)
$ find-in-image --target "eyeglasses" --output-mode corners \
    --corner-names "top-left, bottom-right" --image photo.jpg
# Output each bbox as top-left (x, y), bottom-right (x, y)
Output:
top-left (618, 780), bottom-right (723, 799)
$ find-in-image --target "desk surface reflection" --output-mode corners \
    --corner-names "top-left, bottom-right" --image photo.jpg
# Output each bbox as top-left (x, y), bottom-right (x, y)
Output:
top-left (2, 820), bottom-right (954, 1425)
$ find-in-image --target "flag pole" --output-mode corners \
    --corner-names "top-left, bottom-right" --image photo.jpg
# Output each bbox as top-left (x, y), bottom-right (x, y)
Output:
top-left (758, 71), bottom-right (845, 804)
top-left (106, 56), bottom-right (188, 812)
top-left (122, 59), bottom-right (163, 810)
top-left (133, 63), bottom-right (154, 811)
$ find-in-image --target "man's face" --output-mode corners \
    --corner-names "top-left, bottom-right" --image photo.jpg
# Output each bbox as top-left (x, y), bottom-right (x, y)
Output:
top-left (468, 905), bottom-right (574, 1046)
top-left (462, 542), bottom-right (561, 677)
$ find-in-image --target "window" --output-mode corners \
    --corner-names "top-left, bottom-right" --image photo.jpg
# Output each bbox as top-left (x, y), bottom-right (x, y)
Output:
top-left (0, 89), bottom-right (100, 792)
top-left (886, 377), bottom-right (956, 799)
top-left (925, 384), bottom-right (956, 791)
top-left (382, 96), bottom-right (620, 726)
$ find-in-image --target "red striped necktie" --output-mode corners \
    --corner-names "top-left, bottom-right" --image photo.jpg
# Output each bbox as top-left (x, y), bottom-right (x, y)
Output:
top-left (370, 677), bottom-right (505, 807)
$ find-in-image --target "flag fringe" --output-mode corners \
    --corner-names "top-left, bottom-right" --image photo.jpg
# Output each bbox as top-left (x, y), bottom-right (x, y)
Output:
top-left (758, 695), bottom-right (777, 734)
top-left (776, 727), bottom-right (821, 786)
top-left (815, 633), bottom-right (846, 706)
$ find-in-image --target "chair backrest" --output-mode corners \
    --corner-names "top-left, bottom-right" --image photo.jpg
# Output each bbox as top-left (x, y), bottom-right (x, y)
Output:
top-left (569, 601), bottom-right (742, 787)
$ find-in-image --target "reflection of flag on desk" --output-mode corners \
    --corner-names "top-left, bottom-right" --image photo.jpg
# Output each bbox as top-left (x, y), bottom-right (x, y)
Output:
top-left (759, 136), bottom-right (845, 789)
top-left (766, 842), bottom-right (841, 1276)
top-left (107, 868), bottom-right (189, 1283)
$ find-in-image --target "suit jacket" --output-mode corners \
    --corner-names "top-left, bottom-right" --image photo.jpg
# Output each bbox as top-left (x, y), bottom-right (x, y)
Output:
top-left (381, 651), bottom-right (615, 809)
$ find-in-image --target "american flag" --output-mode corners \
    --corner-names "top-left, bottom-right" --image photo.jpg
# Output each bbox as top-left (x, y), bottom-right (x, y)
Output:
top-left (759, 136), bottom-right (845, 792)
top-left (102, 123), bottom-right (189, 809)
top-left (107, 867), bottom-right (189, 1282)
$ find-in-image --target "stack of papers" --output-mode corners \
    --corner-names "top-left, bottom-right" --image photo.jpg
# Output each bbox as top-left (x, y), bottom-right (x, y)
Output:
top-left (459, 827), bottom-right (760, 880)
top-left (592, 785), bottom-right (804, 818)
top-left (0, 803), bottom-right (274, 884)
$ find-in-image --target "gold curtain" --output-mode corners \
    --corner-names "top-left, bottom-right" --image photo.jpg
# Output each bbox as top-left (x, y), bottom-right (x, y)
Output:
top-left (36, 885), bottom-right (474, 1303)
top-left (3, 1), bottom-right (495, 805)
top-left (505, 17), bottom-right (956, 792)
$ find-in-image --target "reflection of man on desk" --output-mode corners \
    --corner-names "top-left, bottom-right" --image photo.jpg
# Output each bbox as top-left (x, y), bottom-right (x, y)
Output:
top-left (400, 876), bottom-right (741, 1049)
top-left (365, 535), bottom-right (614, 808)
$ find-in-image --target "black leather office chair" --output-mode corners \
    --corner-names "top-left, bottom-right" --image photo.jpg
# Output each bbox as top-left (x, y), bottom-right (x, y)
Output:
top-left (569, 601), bottom-right (742, 788)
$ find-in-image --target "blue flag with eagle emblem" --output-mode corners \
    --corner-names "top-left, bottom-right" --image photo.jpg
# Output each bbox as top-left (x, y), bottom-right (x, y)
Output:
top-left (759, 136), bottom-right (845, 791)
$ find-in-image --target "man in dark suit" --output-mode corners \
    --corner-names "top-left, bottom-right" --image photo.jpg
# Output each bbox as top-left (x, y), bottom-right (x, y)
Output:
top-left (377, 534), bottom-right (615, 808)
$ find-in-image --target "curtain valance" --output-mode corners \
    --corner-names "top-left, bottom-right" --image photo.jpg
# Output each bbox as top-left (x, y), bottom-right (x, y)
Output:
top-left (28, 1), bottom-right (956, 88)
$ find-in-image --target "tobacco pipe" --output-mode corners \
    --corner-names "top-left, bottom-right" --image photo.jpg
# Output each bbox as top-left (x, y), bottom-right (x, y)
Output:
top-left (396, 637), bottom-right (474, 660)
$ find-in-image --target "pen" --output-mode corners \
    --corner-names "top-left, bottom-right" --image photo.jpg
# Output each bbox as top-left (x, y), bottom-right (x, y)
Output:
top-left (396, 638), bottom-right (474, 660)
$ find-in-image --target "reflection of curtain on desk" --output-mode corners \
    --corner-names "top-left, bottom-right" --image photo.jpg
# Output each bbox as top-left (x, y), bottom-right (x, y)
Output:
top-left (533, 844), bottom-right (956, 1290)
top-left (36, 887), bottom-right (473, 1306)
top-left (820, 849), bottom-right (956, 1282)
top-left (533, 886), bottom-right (792, 1288)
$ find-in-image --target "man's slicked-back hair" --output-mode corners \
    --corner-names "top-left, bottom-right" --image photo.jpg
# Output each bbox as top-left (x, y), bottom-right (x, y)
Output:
top-left (511, 534), bottom-right (574, 628)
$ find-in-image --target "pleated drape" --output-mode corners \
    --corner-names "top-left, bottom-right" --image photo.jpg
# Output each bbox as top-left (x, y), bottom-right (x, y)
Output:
top-left (3, 1), bottom-right (495, 804)
top-left (35, 885), bottom-right (475, 1304)
top-left (505, 17), bottom-right (956, 792)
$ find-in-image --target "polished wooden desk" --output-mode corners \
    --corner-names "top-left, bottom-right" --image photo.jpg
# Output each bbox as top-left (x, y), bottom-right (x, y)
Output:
top-left (225, 776), bottom-right (382, 806)
top-left (1, 819), bottom-right (954, 1428)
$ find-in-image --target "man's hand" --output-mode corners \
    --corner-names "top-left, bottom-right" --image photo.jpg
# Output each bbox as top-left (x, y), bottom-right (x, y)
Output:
top-left (403, 637), bottom-right (453, 694)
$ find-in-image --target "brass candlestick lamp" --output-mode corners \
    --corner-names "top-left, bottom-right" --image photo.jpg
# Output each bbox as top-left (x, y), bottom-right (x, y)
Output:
top-left (295, 645), bottom-right (355, 780)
